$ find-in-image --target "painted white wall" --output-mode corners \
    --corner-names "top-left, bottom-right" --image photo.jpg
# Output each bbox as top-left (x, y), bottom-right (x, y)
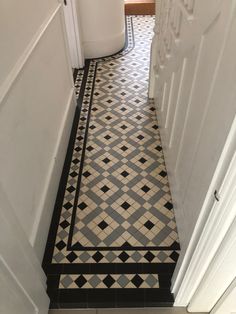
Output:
top-left (77, 0), bottom-right (125, 58)
top-left (0, 0), bottom-right (76, 260)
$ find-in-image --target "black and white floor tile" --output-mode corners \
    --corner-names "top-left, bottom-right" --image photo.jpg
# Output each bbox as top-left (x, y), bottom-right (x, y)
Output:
top-left (43, 16), bottom-right (180, 309)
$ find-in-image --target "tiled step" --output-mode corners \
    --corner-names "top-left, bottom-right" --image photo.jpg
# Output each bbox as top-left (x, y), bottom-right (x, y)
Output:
top-left (47, 269), bottom-right (175, 308)
top-left (49, 310), bottom-right (201, 314)
top-left (48, 288), bottom-right (174, 309)
top-left (125, 0), bottom-right (155, 15)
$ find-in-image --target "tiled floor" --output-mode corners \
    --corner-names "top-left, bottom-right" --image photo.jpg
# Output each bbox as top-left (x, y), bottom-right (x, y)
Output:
top-left (43, 16), bottom-right (180, 309)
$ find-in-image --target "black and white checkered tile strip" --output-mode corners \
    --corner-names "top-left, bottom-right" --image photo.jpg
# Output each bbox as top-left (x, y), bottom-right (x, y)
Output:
top-left (60, 273), bottom-right (159, 289)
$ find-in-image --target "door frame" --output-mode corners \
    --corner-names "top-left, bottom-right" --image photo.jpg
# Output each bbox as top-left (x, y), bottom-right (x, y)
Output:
top-left (63, 0), bottom-right (84, 69)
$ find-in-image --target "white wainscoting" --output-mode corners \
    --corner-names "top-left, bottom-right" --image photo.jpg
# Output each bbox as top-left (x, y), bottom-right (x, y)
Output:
top-left (0, 0), bottom-right (76, 261)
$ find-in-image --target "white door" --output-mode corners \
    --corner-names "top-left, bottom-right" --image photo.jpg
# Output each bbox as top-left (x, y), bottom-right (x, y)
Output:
top-left (0, 186), bottom-right (49, 314)
top-left (150, 0), bottom-right (236, 302)
top-left (63, 0), bottom-right (84, 68)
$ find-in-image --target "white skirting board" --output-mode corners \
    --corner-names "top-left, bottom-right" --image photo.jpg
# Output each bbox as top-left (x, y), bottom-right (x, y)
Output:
top-left (31, 90), bottom-right (76, 261)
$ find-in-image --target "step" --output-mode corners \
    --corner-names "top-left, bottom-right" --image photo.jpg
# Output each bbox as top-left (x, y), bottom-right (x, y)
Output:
top-left (125, 0), bottom-right (155, 15)
top-left (49, 308), bottom-right (206, 314)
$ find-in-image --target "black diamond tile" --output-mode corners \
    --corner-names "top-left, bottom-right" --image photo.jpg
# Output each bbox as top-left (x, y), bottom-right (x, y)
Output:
top-left (75, 146), bottom-right (82, 152)
top-left (66, 252), bottom-right (77, 263)
top-left (120, 125), bottom-right (127, 130)
top-left (144, 251), bottom-right (155, 262)
top-left (101, 185), bottom-right (110, 193)
top-left (139, 157), bottom-right (147, 164)
top-left (75, 275), bottom-right (87, 288)
top-left (137, 135), bottom-right (144, 140)
top-left (64, 202), bottom-right (73, 210)
top-left (56, 240), bottom-right (66, 251)
top-left (156, 145), bottom-right (162, 151)
top-left (170, 251), bottom-right (179, 262)
top-left (67, 186), bottom-right (76, 193)
top-left (83, 171), bottom-right (91, 178)
top-left (60, 220), bottom-right (70, 229)
top-left (98, 220), bottom-right (108, 230)
top-left (72, 158), bottom-right (80, 164)
top-left (144, 220), bottom-right (154, 230)
top-left (120, 145), bottom-right (128, 151)
top-left (121, 170), bottom-right (129, 177)
top-left (78, 202), bottom-right (87, 210)
top-left (104, 134), bottom-right (111, 140)
top-left (87, 145), bottom-right (94, 152)
top-left (70, 171), bottom-right (77, 178)
top-left (102, 157), bottom-right (111, 164)
top-left (141, 185), bottom-right (151, 193)
top-left (92, 251), bottom-right (104, 263)
top-left (103, 275), bottom-right (115, 288)
top-left (159, 170), bottom-right (167, 177)
top-left (131, 274), bottom-right (144, 288)
top-left (121, 201), bottom-right (131, 210)
top-left (164, 201), bottom-right (173, 210)
top-left (118, 251), bottom-right (130, 262)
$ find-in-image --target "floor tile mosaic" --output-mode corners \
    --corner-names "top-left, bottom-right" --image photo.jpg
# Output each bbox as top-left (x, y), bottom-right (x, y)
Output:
top-left (43, 16), bottom-right (180, 309)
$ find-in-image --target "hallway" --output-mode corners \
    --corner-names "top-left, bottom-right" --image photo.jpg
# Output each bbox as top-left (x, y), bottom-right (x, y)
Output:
top-left (43, 16), bottom-right (180, 308)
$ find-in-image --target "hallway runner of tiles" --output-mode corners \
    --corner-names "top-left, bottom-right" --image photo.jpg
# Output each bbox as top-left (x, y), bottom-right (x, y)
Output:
top-left (43, 16), bottom-right (180, 308)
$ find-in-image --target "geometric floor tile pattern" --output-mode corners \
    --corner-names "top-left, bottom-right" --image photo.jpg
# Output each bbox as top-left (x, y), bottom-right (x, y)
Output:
top-left (43, 16), bottom-right (180, 309)
top-left (60, 274), bottom-right (159, 289)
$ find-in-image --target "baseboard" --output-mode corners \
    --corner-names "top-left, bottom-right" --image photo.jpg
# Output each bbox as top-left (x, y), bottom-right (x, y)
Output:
top-left (31, 89), bottom-right (76, 261)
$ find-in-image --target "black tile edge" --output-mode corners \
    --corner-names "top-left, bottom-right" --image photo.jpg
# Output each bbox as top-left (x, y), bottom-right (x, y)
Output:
top-left (45, 262), bottom-right (176, 276)
top-left (73, 68), bottom-right (79, 82)
top-left (49, 288), bottom-right (174, 309)
top-left (42, 60), bottom-right (91, 273)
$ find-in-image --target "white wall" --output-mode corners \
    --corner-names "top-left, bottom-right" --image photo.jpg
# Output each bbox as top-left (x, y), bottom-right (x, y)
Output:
top-left (0, 0), bottom-right (76, 260)
top-left (77, 0), bottom-right (125, 58)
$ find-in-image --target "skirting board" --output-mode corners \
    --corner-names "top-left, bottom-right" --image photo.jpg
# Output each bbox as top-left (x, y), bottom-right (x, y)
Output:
top-left (31, 89), bottom-right (76, 261)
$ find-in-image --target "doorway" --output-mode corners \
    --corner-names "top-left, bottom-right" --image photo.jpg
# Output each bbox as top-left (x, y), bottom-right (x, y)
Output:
top-left (125, 0), bottom-right (155, 15)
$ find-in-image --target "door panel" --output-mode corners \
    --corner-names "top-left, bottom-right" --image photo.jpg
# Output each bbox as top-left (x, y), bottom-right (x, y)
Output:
top-left (0, 187), bottom-right (49, 314)
top-left (151, 0), bottom-right (236, 290)
top-left (0, 260), bottom-right (36, 314)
